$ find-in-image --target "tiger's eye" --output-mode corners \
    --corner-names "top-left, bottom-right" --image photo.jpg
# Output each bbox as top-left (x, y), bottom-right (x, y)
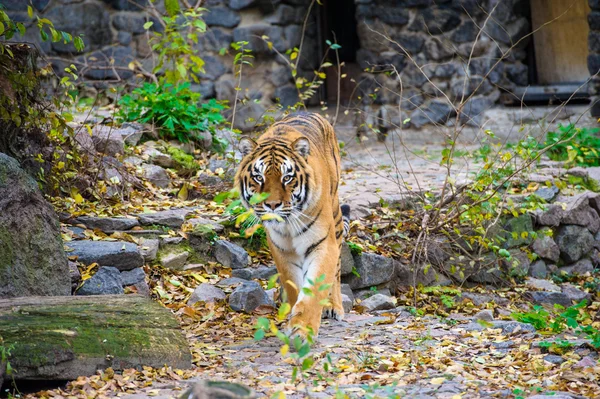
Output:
top-left (283, 175), bottom-right (293, 183)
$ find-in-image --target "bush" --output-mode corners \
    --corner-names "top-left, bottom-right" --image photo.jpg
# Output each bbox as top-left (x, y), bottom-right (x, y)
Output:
top-left (117, 82), bottom-right (227, 147)
top-left (540, 124), bottom-right (600, 167)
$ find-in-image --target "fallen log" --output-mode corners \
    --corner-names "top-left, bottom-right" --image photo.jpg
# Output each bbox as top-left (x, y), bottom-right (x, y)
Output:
top-left (0, 295), bottom-right (192, 382)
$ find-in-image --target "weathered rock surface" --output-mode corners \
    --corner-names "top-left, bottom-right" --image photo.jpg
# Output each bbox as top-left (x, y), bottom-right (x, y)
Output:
top-left (229, 281), bottom-right (273, 312)
top-left (526, 291), bottom-right (572, 307)
top-left (138, 209), bottom-right (191, 228)
top-left (188, 283), bottom-right (226, 305)
top-left (139, 164), bottom-right (171, 188)
top-left (231, 265), bottom-right (277, 280)
top-left (138, 238), bottom-right (159, 261)
top-left (0, 295), bottom-right (192, 380)
top-left (340, 242), bottom-right (355, 276)
top-left (560, 258), bottom-right (594, 275)
top-left (214, 240), bottom-right (250, 269)
top-left (528, 260), bottom-right (547, 278)
top-left (160, 251), bottom-right (189, 270)
top-left (0, 153), bottom-right (70, 297)
top-left (555, 225), bottom-right (594, 264)
top-left (360, 293), bottom-right (395, 312)
top-left (67, 240), bottom-right (144, 271)
top-left (342, 253), bottom-right (395, 289)
top-left (91, 125), bottom-right (125, 156)
top-left (531, 235), bottom-right (560, 263)
top-left (120, 267), bottom-right (146, 286)
top-left (77, 266), bottom-right (124, 295)
top-left (74, 216), bottom-right (139, 232)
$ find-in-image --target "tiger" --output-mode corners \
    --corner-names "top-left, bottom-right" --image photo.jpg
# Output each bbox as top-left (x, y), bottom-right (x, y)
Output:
top-left (235, 112), bottom-right (350, 339)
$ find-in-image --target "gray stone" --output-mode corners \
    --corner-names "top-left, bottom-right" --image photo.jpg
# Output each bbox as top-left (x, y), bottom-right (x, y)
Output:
top-left (342, 253), bottom-right (395, 289)
top-left (102, 0), bottom-right (148, 11)
top-left (525, 277), bottom-right (561, 292)
top-left (233, 25), bottom-right (285, 54)
top-left (355, 287), bottom-right (391, 301)
top-left (357, 4), bottom-right (409, 25)
top-left (214, 240), bottom-right (250, 269)
top-left (74, 216), bottom-right (139, 232)
top-left (67, 240), bottom-right (144, 271)
top-left (69, 261), bottom-right (81, 292)
top-left (205, 7), bottom-right (241, 28)
top-left (188, 217), bottom-right (225, 233)
top-left (47, 3), bottom-right (112, 52)
top-left (411, 8), bottom-right (460, 34)
top-left (138, 209), bottom-right (191, 228)
top-left (341, 283), bottom-right (353, 300)
top-left (123, 156), bottom-right (144, 166)
top-left (267, 4), bottom-right (304, 25)
top-left (340, 242), bottom-right (355, 276)
top-left (532, 235), bottom-right (560, 263)
top-left (120, 267), bottom-right (146, 286)
top-left (395, 261), bottom-right (451, 286)
top-left (229, 281), bottom-right (273, 312)
top-left (556, 225), bottom-right (595, 264)
top-left (561, 283), bottom-right (591, 304)
top-left (232, 265), bottom-right (277, 280)
top-left (529, 260), bottom-right (548, 279)
top-left (560, 258), bottom-right (595, 275)
top-left (80, 46), bottom-right (135, 80)
top-left (273, 85), bottom-right (299, 107)
top-left (506, 62), bottom-right (528, 86)
top-left (160, 251), bottom-right (189, 270)
top-left (117, 31), bottom-right (132, 46)
top-left (502, 214), bottom-right (534, 248)
top-left (0, 154), bottom-right (70, 297)
top-left (451, 20), bottom-right (478, 43)
top-left (91, 125), bottom-right (125, 156)
top-left (76, 266), bottom-right (124, 295)
top-left (458, 96), bottom-right (493, 127)
top-left (533, 204), bottom-right (563, 227)
top-left (342, 294), bottom-right (353, 314)
top-left (229, 0), bottom-right (255, 9)
top-left (113, 12), bottom-right (147, 33)
top-left (142, 146), bottom-right (175, 168)
top-left (526, 291), bottom-right (572, 307)
top-left (473, 310), bottom-right (494, 322)
top-left (410, 100), bottom-right (456, 128)
top-left (138, 238), bottom-right (159, 261)
top-left (560, 194), bottom-right (600, 233)
top-left (360, 293), bottom-right (395, 312)
top-left (535, 185), bottom-right (560, 202)
top-left (198, 54), bottom-right (229, 80)
top-left (116, 122), bottom-right (144, 146)
top-left (188, 283), bottom-right (226, 305)
top-left (216, 277), bottom-right (248, 287)
top-left (461, 292), bottom-right (509, 306)
top-left (543, 355), bottom-right (565, 365)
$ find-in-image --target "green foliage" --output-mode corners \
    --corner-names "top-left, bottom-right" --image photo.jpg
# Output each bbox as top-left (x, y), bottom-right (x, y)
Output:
top-left (145, 6), bottom-right (207, 85)
top-left (540, 124), bottom-right (600, 167)
top-left (166, 146), bottom-right (199, 170)
top-left (512, 300), bottom-right (600, 349)
top-left (0, 337), bottom-right (14, 377)
top-left (118, 82), bottom-right (226, 145)
top-left (347, 241), bottom-right (363, 256)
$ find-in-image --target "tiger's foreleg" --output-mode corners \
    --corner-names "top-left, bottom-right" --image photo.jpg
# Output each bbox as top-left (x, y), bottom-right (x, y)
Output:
top-left (287, 236), bottom-right (343, 338)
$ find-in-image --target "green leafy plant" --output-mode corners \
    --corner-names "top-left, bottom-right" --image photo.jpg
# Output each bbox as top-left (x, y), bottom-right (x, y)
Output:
top-left (540, 124), bottom-right (600, 167)
top-left (166, 146), bottom-right (200, 170)
top-left (118, 82), bottom-right (226, 145)
top-left (347, 241), bottom-right (363, 256)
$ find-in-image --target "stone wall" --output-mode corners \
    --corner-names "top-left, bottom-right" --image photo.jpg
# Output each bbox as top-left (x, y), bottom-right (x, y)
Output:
top-left (588, 0), bottom-right (600, 116)
top-left (353, 0), bottom-right (532, 128)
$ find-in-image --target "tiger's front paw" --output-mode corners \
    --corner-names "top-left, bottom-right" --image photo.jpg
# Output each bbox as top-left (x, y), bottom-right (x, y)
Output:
top-left (322, 306), bottom-right (344, 321)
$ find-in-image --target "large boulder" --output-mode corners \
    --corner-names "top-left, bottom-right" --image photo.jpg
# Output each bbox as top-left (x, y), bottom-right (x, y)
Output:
top-left (66, 240), bottom-right (144, 271)
top-left (555, 225), bottom-right (594, 264)
top-left (0, 153), bottom-right (70, 297)
top-left (342, 253), bottom-right (395, 289)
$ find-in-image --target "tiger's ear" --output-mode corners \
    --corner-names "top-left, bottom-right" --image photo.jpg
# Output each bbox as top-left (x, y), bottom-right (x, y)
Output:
top-left (239, 137), bottom-right (257, 157)
top-left (293, 137), bottom-right (310, 158)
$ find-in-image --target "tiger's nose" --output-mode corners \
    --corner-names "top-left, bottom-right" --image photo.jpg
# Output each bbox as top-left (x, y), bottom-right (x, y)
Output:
top-left (264, 200), bottom-right (282, 210)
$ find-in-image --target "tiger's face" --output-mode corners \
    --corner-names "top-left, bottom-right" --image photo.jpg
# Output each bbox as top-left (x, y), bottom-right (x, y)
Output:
top-left (236, 136), bottom-right (312, 224)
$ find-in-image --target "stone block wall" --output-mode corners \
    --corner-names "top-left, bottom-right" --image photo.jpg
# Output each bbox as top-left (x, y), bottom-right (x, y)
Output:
top-left (353, 0), bottom-right (532, 128)
top-left (588, 0), bottom-right (600, 116)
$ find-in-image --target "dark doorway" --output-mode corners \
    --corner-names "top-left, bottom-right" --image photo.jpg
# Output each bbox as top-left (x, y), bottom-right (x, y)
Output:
top-left (319, 0), bottom-right (361, 106)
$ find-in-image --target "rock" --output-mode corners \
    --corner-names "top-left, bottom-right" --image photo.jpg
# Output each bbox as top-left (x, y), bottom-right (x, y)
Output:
top-left (529, 260), bottom-right (548, 279)
top-left (543, 355), bottom-right (565, 365)
top-left (473, 310), bottom-right (494, 322)
top-left (0, 295), bottom-right (191, 381)
top-left (92, 125), bottom-right (125, 156)
top-left (395, 261), bottom-right (451, 286)
top-left (138, 208), bottom-right (192, 228)
top-left (205, 7), bottom-right (241, 28)
top-left (503, 214), bottom-right (534, 248)
top-left (359, 293), bottom-right (395, 312)
top-left (216, 277), bottom-right (248, 287)
top-left (560, 258), bottom-right (594, 275)
top-left (410, 100), bottom-right (456, 128)
top-left (273, 85), bottom-right (299, 107)
top-left (342, 294), bottom-right (353, 313)
top-left (76, 266), bottom-right (124, 295)
top-left (112, 12), bottom-right (147, 33)
top-left (458, 96), bottom-right (493, 127)
top-left (502, 250), bottom-right (531, 276)
top-left (532, 235), bottom-right (560, 263)
top-left (555, 225), bottom-right (594, 264)
top-left (561, 283), bottom-right (591, 303)
top-left (188, 217), bottom-right (225, 233)
top-left (180, 380), bottom-right (256, 399)
top-left (80, 46), bottom-right (135, 80)
top-left (74, 216), bottom-right (139, 232)
top-left (461, 292), bottom-right (509, 306)
top-left (139, 164), bottom-right (171, 188)
top-left (229, 281), bottom-right (273, 313)
top-left (188, 283), bottom-right (226, 305)
top-left (231, 265), bottom-right (277, 280)
top-left (526, 291), bottom-right (572, 307)
top-left (120, 267), bottom-right (146, 286)
top-left (340, 242), bottom-right (355, 276)
top-left (559, 194), bottom-right (600, 233)
top-left (0, 154), bottom-right (70, 297)
top-left (69, 261), bottom-right (81, 292)
top-left (46, 2), bottom-right (111, 52)
top-left (342, 253), bottom-right (395, 289)
top-left (66, 240), bottom-right (144, 271)
top-left (160, 251), bottom-right (189, 270)
top-left (492, 321), bottom-right (536, 334)
top-left (355, 288), bottom-right (391, 301)
top-left (341, 283), bottom-right (354, 300)
top-left (117, 122), bottom-right (145, 146)
top-left (525, 278), bottom-right (560, 292)
top-left (214, 240), bottom-right (250, 269)
top-left (123, 156), bottom-right (144, 166)
top-left (229, 0), bottom-right (255, 9)
top-left (161, 237), bottom-right (184, 246)
top-left (138, 238), bottom-right (159, 261)
top-left (535, 185), bottom-right (560, 202)
top-left (533, 204), bottom-right (563, 227)
top-left (142, 146), bottom-right (175, 168)
top-left (198, 54), bottom-right (229, 80)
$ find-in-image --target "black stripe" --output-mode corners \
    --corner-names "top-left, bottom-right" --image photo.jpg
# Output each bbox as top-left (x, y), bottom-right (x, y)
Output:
top-left (295, 206), bottom-right (322, 237)
top-left (305, 235), bottom-right (328, 258)
top-left (291, 261), bottom-right (302, 270)
top-left (335, 230), bottom-right (343, 239)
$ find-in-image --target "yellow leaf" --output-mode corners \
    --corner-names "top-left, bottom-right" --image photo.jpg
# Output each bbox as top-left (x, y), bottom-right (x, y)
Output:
top-left (244, 224), bottom-right (262, 237)
top-left (280, 344), bottom-right (289, 356)
top-left (178, 183), bottom-right (189, 200)
top-left (261, 213), bottom-right (284, 222)
top-left (290, 51), bottom-right (298, 60)
top-left (430, 377), bottom-right (445, 385)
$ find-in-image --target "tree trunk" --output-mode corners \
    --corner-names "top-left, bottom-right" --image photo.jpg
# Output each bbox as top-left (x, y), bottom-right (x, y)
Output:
top-left (0, 295), bottom-right (192, 382)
